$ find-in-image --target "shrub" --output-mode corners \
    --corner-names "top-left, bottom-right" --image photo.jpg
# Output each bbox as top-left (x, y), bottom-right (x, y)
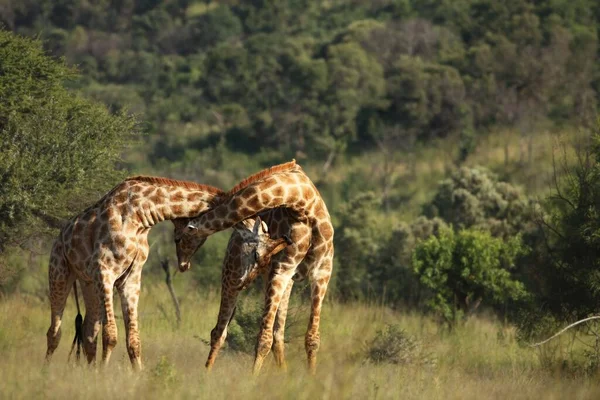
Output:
top-left (365, 324), bottom-right (435, 366)
top-left (226, 298), bottom-right (262, 354)
top-left (424, 167), bottom-right (532, 238)
top-left (413, 226), bottom-right (527, 327)
top-left (151, 356), bottom-right (179, 387)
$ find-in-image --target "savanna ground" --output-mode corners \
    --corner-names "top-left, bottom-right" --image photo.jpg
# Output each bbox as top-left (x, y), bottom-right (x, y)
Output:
top-left (1, 129), bottom-right (595, 400)
top-left (2, 270), bottom-right (600, 400)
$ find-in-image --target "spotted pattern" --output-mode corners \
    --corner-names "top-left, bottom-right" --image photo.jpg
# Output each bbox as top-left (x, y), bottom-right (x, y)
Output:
top-left (176, 163), bottom-right (334, 375)
top-left (45, 178), bottom-right (224, 370)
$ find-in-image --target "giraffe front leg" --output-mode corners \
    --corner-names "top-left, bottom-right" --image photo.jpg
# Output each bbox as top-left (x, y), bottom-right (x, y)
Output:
top-left (253, 269), bottom-right (295, 375)
top-left (305, 258), bottom-right (332, 375)
top-left (45, 251), bottom-right (75, 364)
top-left (117, 262), bottom-right (144, 371)
top-left (205, 282), bottom-right (240, 371)
top-left (272, 279), bottom-right (294, 370)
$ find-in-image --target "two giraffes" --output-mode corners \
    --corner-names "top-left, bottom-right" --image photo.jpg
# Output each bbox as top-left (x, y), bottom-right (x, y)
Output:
top-left (44, 160), bottom-right (334, 375)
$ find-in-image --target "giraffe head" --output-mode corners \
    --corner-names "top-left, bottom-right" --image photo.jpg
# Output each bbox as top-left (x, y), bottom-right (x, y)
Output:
top-left (232, 217), bottom-right (292, 285)
top-left (174, 216), bottom-right (291, 273)
top-left (173, 218), bottom-right (207, 272)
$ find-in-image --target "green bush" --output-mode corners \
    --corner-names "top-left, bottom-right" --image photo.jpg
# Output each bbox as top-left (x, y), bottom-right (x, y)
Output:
top-left (226, 298), bottom-right (262, 354)
top-left (425, 167), bottom-right (532, 238)
top-left (413, 226), bottom-right (527, 327)
top-left (151, 356), bottom-right (179, 387)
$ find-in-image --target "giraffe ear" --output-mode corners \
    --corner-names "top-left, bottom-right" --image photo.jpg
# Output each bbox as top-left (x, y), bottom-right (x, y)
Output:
top-left (260, 220), bottom-right (268, 234)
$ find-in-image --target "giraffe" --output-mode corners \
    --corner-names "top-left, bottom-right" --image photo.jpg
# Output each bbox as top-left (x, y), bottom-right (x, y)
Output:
top-left (175, 160), bottom-right (334, 374)
top-left (204, 207), bottom-right (297, 372)
top-left (45, 175), bottom-right (226, 370)
top-left (204, 214), bottom-right (293, 371)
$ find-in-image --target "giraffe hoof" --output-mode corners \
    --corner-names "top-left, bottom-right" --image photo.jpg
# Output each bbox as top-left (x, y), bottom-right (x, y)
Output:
top-left (283, 235), bottom-right (292, 245)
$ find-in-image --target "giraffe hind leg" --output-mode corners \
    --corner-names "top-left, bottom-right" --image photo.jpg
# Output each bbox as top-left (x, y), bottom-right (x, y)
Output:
top-left (45, 248), bottom-right (75, 364)
top-left (117, 263), bottom-right (144, 370)
top-left (305, 255), bottom-right (333, 375)
top-left (96, 267), bottom-right (118, 366)
top-left (272, 279), bottom-right (294, 370)
top-left (253, 268), bottom-right (296, 375)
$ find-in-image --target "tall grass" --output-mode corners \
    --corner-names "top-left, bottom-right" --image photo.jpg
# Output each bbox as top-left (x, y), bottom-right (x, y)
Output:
top-left (2, 278), bottom-right (600, 400)
top-left (1, 127), bottom-right (592, 398)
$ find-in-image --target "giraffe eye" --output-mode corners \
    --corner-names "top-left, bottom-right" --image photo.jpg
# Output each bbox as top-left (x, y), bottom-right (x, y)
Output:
top-left (253, 249), bottom-right (259, 262)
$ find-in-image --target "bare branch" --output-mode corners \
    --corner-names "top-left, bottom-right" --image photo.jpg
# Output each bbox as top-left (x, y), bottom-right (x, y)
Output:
top-left (161, 258), bottom-right (182, 328)
top-left (529, 316), bottom-right (600, 347)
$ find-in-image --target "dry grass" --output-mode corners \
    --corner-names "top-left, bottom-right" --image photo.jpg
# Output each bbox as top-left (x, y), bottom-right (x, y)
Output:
top-left (2, 279), bottom-right (600, 400)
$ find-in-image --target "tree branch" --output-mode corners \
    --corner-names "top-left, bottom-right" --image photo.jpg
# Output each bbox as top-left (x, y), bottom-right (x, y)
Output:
top-left (529, 316), bottom-right (600, 347)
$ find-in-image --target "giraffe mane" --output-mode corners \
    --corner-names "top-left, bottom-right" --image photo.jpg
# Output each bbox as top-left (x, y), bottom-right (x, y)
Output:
top-left (125, 175), bottom-right (225, 195)
top-left (227, 160), bottom-right (300, 196)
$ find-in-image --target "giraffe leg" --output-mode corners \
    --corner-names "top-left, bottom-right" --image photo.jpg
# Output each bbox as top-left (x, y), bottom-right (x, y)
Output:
top-left (272, 279), bottom-right (294, 370)
top-left (117, 263), bottom-right (144, 370)
top-left (205, 281), bottom-right (240, 371)
top-left (98, 271), bottom-right (118, 366)
top-left (45, 249), bottom-right (75, 363)
top-left (305, 257), bottom-right (333, 375)
top-left (80, 281), bottom-right (100, 365)
top-left (253, 268), bottom-right (296, 375)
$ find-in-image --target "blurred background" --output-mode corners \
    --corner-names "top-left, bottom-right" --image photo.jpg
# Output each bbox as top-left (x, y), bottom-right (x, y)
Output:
top-left (1, 0), bottom-right (600, 337)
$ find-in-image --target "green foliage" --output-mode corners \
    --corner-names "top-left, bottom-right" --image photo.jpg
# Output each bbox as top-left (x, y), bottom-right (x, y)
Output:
top-left (425, 166), bottom-right (532, 237)
top-left (413, 226), bottom-right (527, 326)
top-left (226, 298), bottom-right (262, 354)
top-left (374, 217), bottom-right (449, 306)
top-left (151, 356), bottom-right (179, 387)
top-left (180, 5), bottom-right (242, 54)
top-left (0, 30), bottom-right (137, 254)
top-left (526, 127), bottom-right (600, 322)
top-left (4, 0), bottom-right (595, 169)
top-left (333, 192), bottom-right (387, 300)
top-left (386, 57), bottom-right (466, 140)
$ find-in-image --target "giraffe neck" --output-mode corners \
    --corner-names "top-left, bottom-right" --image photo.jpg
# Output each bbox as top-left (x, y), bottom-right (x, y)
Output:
top-left (123, 180), bottom-right (224, 228)
top-left (192, 171), bottom-right (313, 234)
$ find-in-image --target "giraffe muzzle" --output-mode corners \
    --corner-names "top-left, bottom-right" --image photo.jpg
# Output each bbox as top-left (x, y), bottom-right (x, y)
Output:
top-left (178, 261), bottom-right (191, 272)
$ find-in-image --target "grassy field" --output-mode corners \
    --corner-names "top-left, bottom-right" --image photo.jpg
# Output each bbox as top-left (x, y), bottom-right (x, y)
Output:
top-left (2, 277), bottom-right (600, 400)
top-left (0, 128), bottom-right (592, 399)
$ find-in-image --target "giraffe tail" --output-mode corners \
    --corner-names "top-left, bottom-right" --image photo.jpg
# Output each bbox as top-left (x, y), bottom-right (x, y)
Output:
top-left (68, 281), bottom-right (84, 363)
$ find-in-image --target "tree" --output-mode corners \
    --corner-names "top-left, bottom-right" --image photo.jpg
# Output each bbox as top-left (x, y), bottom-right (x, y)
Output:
top-left (333, 192), bottom-right (387, 301)
top-left (529, 128), bottom-right (600, 322)
top-left (318, 41), bottom-right (386, 171)
top-left (374, 216), bottom-right (449, 307)
top-left (386, 56), bottom-right (466, 140)
top-left (0, 30), bottom-right (137, 257)
top-left (176, 5), bottom-right (242, 54)
top-left (424, 166), bottom-right (532, 238)
top-left (413, 226), bottom-right (527, 327)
